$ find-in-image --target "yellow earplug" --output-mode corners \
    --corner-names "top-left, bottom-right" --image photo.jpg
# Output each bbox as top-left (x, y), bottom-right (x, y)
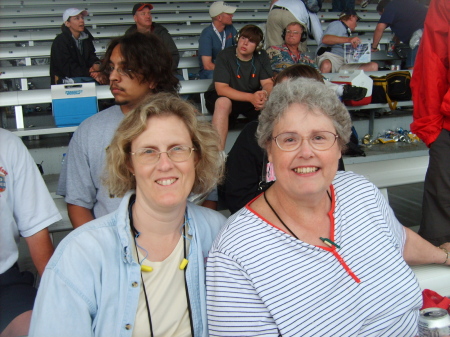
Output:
top-left (141, 265), bottom-right (153, 272)
top-left (179, 258), bottom-right (189, 270)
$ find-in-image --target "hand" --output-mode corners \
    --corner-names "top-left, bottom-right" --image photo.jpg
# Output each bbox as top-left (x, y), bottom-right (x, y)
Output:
top-left (349, 37), bottom-right (361, 48)
top-left (256, 90), bottom-right (268, 101)
top-left (371, 47), bottom-right (379, 52)
top-left (89, 63), bottom-right (101, 73)
top-left (90, 71), bottom-right (108, 85)
top-left (251, 91), bottom-right (266, 111)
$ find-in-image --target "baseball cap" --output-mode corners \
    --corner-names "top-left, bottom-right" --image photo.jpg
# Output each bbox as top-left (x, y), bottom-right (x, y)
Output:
top-left (63, 8), bottom-right (88, 22)
top-left (209, 1), bottom-right (237, 18)
top-left (132, 3), bottom-right (154, 15)
top-left (339, 9), bottom-right (361, 21)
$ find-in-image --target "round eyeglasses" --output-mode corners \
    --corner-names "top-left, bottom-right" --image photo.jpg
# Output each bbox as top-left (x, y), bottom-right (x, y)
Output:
top-left (130, 146), bottom-right (196, 164)
top-left (286, 30), bottom-right (300, 35)
top-left (104, 65), bottom-right (134, 77)
top-left (273, 131), bottom-right (339, 151)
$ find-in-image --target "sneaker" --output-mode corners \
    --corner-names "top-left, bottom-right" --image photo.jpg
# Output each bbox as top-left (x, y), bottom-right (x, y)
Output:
top-left (342, 85), bottom-right (368, 101)
top-left (361, 0), bottom-right (369, 8)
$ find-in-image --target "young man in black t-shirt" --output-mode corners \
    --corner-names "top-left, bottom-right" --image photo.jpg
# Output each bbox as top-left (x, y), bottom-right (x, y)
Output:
top-left (205, 25), bottom-right (273, 150)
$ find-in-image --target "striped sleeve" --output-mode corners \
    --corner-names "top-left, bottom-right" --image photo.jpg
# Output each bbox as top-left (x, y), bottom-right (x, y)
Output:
top-left (365, 177), bottom-right (407, 253)
top-left (334, 171), bottom-right (406, 253)
top-left (206, 250), bottom-right (280, 336)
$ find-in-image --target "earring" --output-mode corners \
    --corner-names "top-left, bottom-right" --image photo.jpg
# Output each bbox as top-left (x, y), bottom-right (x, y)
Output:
top-left (266, 162), bottom-right (276, 182)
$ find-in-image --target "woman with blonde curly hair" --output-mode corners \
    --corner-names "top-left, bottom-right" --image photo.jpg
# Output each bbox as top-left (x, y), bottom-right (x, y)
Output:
top-left (30, 93), bottom-right (226, 337)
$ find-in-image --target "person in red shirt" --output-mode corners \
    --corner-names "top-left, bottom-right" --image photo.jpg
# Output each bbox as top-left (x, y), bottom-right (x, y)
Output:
top-left (410, 0), bottom-right (450, 246)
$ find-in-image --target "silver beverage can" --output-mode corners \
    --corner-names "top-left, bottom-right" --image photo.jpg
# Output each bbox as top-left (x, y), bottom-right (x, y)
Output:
top-left (418, 308), bottom-right (450, 337)
top-left (391, 64), bottom-right (396, 71)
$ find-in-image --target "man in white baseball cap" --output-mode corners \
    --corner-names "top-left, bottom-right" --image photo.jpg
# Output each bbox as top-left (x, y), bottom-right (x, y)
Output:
top-left (62, 8), bottom-right (88, 23)
top-left (50, 8), bottom-right (105, 84)
top-left (198, 1), bottom-right (237, 79)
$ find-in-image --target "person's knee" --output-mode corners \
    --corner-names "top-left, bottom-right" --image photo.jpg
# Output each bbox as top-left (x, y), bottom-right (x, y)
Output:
top-left (320, 60), bottom-right (332, 73)
top-left (369, 62), bottom-right (378, 71)
top-left (360, 62), bottom-right (378, 72)
top-left (214, 97), bottom-right (232, 115)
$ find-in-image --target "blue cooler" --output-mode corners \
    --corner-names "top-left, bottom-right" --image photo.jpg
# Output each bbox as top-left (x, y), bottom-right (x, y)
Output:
top-left (51, 83), bottom-right (98, 127)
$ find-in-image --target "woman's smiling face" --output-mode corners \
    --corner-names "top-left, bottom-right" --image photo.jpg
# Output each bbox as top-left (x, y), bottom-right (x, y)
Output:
top-left (267, 103), bottom-right (342, 200)
top-left (128, 114), bottom-right (197, 211)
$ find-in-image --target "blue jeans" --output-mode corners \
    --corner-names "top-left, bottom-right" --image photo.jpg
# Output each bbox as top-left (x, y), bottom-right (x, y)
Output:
top-left (406, 45), bottom-right (419, 68)
top-left (199, 69), bottom-right (213, 80)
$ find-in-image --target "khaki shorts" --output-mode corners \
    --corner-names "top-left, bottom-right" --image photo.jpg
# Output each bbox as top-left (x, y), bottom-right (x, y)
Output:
top-left (317, 52), bottom-right (362, 73)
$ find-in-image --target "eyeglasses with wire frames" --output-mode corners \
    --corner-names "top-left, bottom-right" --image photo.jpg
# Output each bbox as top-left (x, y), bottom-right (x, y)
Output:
top-left (130, 145), bottom-right (196, 164)
top-left (285, 29), bottom-right (301, 35)
top-left (104, 65), bottom-right (135, 77)
top-left (273, 131), bottom-right (339, 151)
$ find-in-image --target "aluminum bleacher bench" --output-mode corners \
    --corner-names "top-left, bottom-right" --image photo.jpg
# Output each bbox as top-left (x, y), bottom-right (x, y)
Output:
top-left (0, 2), bottom-right (270, 18)
top-left (0, 34), bottom-right (394, 63)
top-left (0, 57), bottom-right (199, 89)
top-left (0, 37), bottom-right (199, 62)
top-left (0, 11), bottom-right (267, 30)
top-left (0, 24), bottom-right (205, 44)
top-left (318, 11), bottom-right (380, 21)
top-left (0, 0), bottom-right (268, 5)
top-left (1, 79), bottom-right (213, 133)
top-left (0, 24), bottom-right (215, 44)
top-left (2, 70), bottom-right (413, 135)
top-left (321, 21), bottom-right (388, 32)
top-left (320, 3), bottom-right (379, 11)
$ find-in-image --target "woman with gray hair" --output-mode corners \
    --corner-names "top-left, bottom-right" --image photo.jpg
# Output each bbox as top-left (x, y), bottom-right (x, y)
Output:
top-left (206, 78), bottom-right (450, 336)
top-left (30, 93), bottom-right (226, 336)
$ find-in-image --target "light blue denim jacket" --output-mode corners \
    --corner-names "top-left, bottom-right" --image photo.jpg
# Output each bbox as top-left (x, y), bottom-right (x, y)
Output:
top-left (30, 191), bottom-right (226, 337)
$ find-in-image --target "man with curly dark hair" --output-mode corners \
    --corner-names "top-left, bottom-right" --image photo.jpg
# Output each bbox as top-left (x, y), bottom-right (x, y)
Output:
top-left (57, 32), bottom-right (179, 228)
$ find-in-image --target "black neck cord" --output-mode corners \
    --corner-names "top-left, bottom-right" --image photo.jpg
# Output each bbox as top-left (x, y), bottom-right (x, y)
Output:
top-left (128, 196), bottom-right (194, 337)
top-left (340, 20), bottom-right (352, 37)
top-left (263, 190), bottom-right (332, 240)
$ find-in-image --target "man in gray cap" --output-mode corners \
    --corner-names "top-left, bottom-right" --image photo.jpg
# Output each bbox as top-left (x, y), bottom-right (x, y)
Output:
top-left (198, 1), bottom-right (237, 79)
top-left (126, 3), bottom-right (180, 70)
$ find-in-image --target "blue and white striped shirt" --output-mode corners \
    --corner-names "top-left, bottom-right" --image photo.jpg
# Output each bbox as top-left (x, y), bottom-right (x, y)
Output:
top-left (206, 171), bottom-right (422, 336)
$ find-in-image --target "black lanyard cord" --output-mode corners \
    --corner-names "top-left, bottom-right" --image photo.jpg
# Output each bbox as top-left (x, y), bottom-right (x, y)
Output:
top-left (128, 195), bottom-right (194, 336)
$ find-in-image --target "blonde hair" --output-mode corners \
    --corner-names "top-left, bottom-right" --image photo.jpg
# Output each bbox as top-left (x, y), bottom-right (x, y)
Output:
top-left (105, 93), bottom-right (224, 197)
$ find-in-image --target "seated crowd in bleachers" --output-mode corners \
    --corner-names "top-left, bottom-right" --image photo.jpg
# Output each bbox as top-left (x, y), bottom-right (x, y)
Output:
top-left (2, 1), bottom-right (448, 336)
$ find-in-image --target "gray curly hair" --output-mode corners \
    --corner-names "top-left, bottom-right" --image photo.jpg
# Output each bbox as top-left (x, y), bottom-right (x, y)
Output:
top-left (257, 78), bottom-right (352, 150)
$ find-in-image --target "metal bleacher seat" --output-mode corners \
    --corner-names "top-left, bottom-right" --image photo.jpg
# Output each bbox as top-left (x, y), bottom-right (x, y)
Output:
top-left (1, 78), bottom-right (213, 134)
top-left (0, 11), bottom-right (268, 30)
top-left (320, 3), bottom-right (379, 11)
top-left (0, 56), bottom-right (199, 83)
top-left (0, 0), bottom-right (268, 5)
top-left (0, 37), bottom-right (199, 62)
top-left (318, 11), bottom-right (380, 21)
top-left (0, 2), bottom-right (270, 18)
top-left (2, 70), bottom-right (413, 135)
top-left (0, 34), bottom-right (395, 69)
